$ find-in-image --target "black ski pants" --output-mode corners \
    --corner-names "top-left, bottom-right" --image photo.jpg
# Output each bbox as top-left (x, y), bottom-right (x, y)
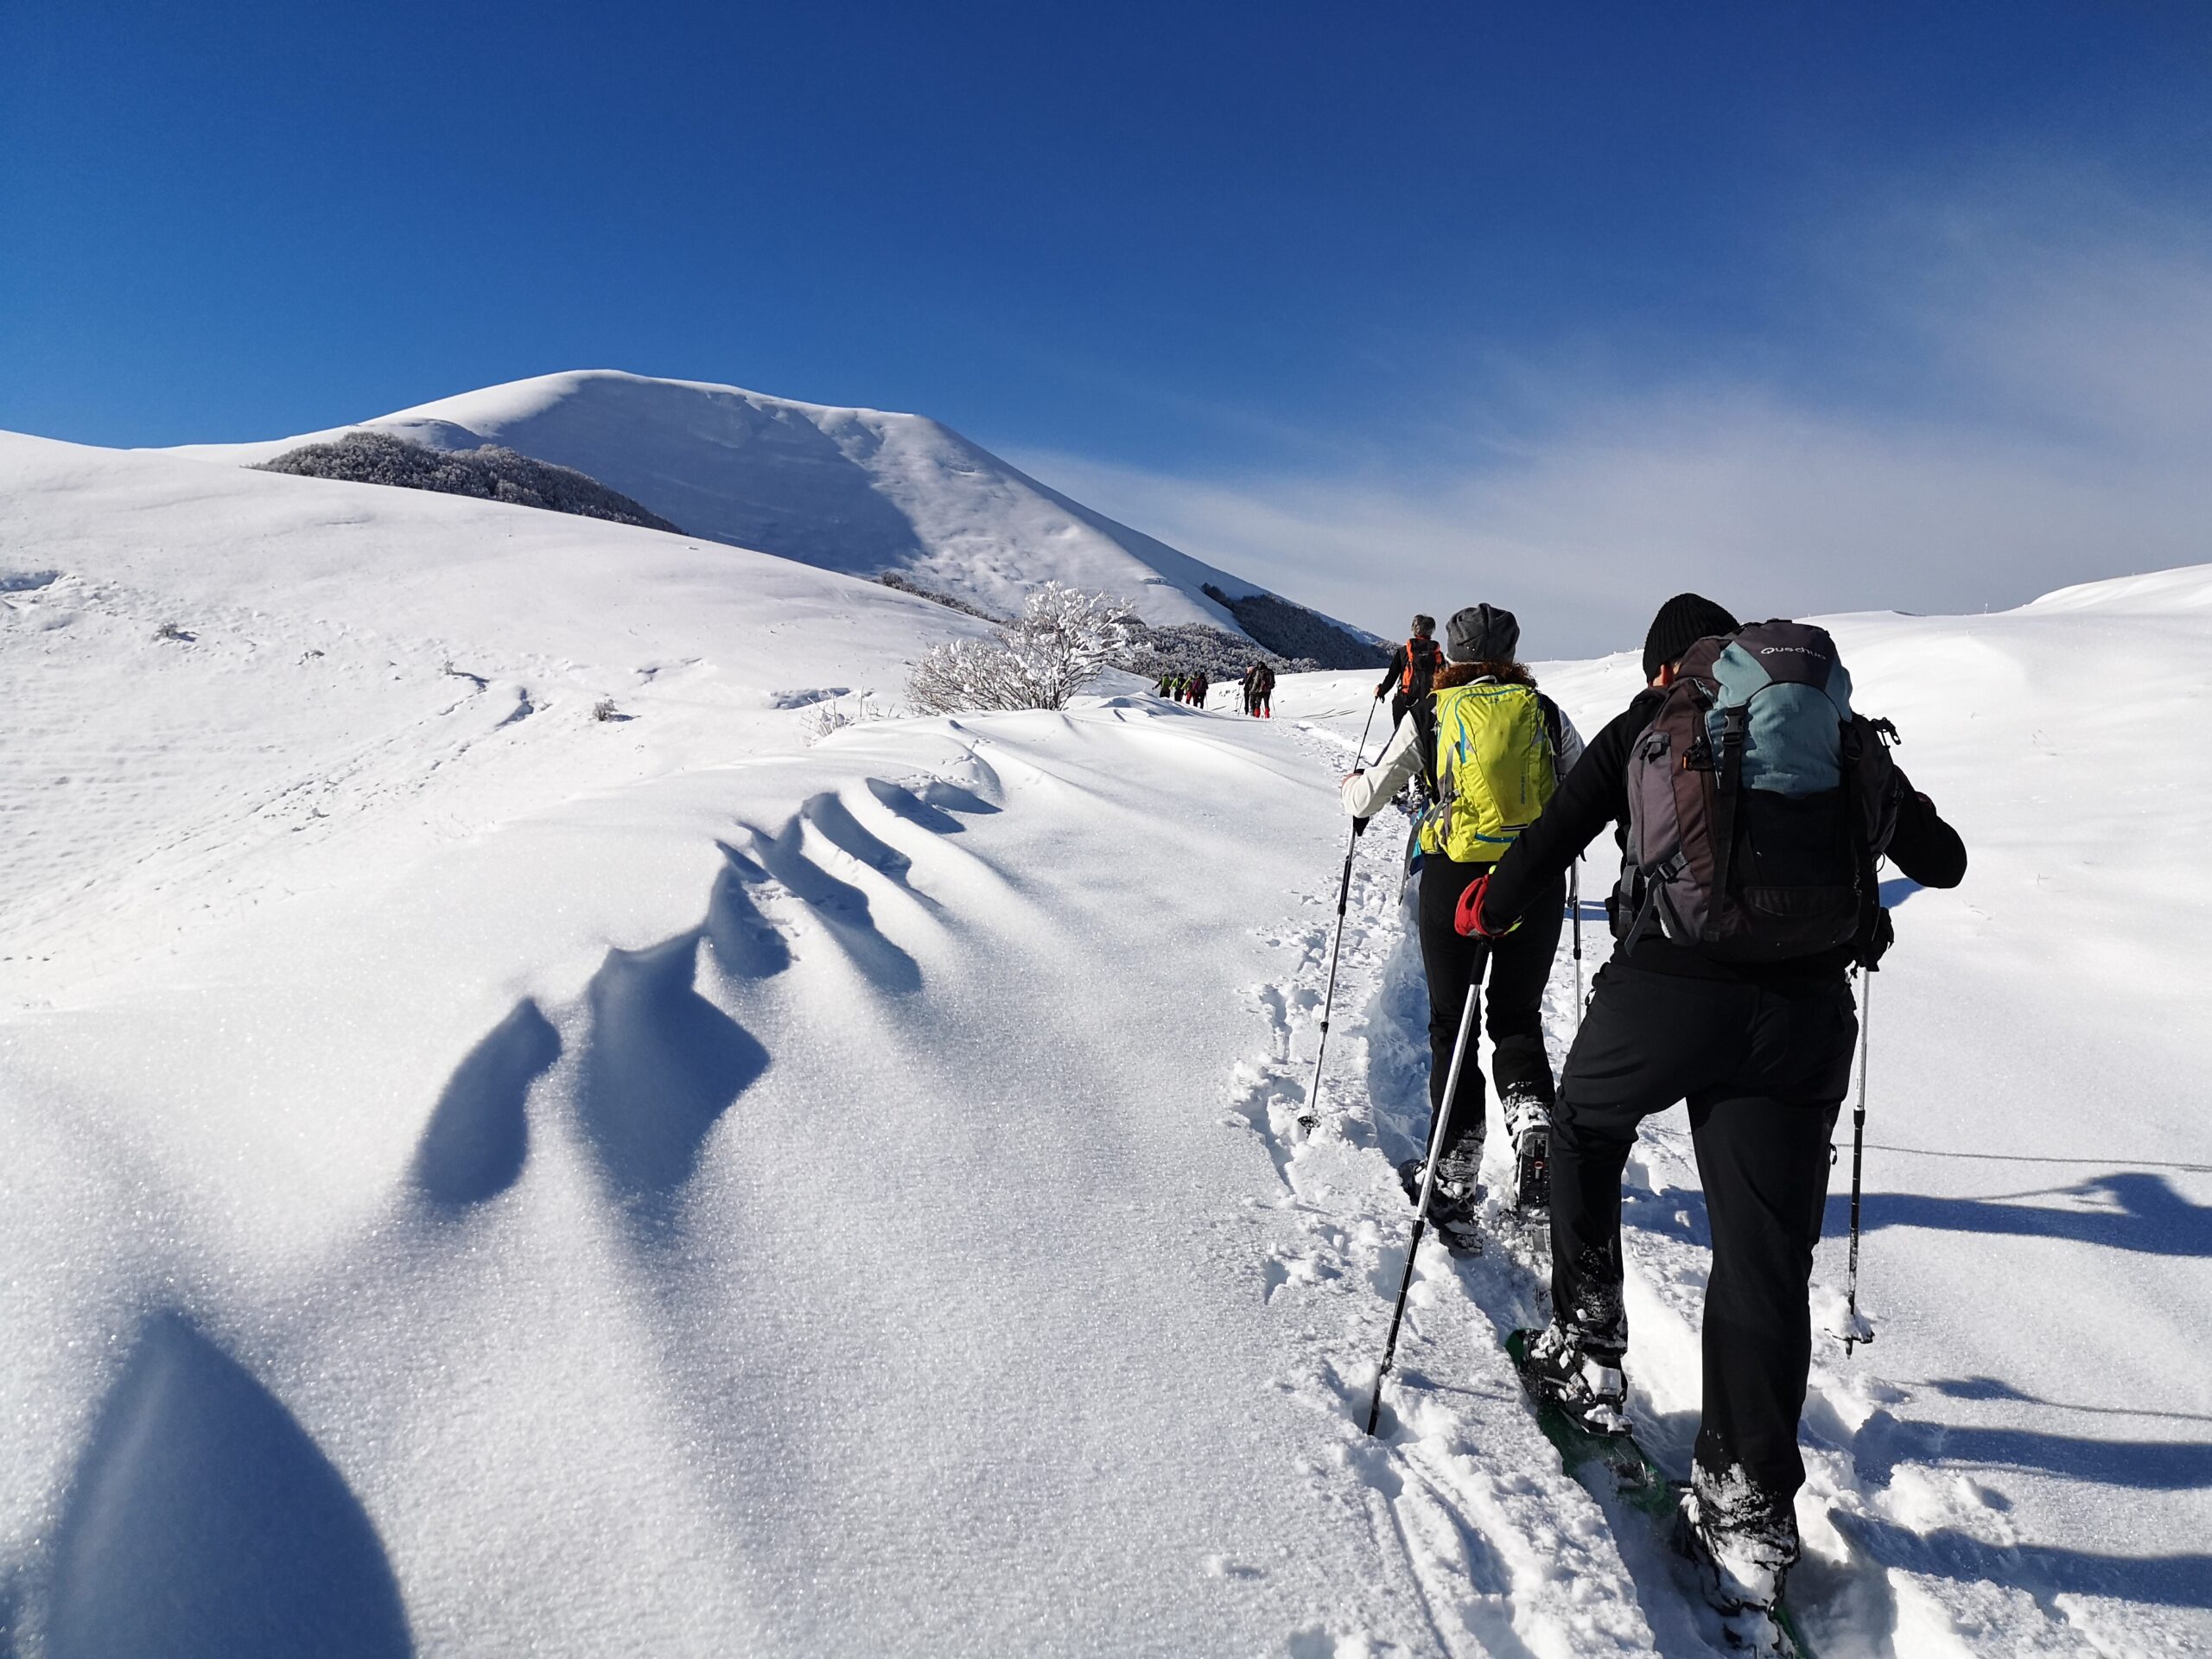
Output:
top-left (1389, 691), bottom-right (1420, 743)
top-left (1549, 960), bottom-right (1856, 1506)
top-left (1416, 855), bottom-right (1565, 1156)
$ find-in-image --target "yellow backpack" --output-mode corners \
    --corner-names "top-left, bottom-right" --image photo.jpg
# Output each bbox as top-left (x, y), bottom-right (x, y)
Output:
top-left (1419, 681), bottom-right (1558, 863)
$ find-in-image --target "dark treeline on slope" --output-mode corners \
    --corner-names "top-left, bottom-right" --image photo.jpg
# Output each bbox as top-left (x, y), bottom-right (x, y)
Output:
top-left (879, 573), bottom-right (1327, 679)
top-left (1121, 621), bottom-right (1319, 681)
top-left (1201, 584), bottom-right (1384, 671)
top-left (877, 570), bottom-right (1004, 622)
top-left (257, 432), bottom-right (684, 534)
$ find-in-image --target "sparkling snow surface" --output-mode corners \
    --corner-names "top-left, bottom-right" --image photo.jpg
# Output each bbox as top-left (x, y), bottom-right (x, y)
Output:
top-left (3, 432), bottom-right (2209, 1656)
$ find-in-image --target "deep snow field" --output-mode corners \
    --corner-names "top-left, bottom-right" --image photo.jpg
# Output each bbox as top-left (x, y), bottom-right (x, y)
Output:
top-left (3, 430), bottom-right (2209, 1657)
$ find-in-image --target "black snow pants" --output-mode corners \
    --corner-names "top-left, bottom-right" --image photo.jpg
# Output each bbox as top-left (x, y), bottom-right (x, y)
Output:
top-left (1415, 855), bottom-right (1565, 1156)
top-left (1390, 691), bottom-right (1420, 743)
top-left (1550, 959), bottom-right (1857, 1506)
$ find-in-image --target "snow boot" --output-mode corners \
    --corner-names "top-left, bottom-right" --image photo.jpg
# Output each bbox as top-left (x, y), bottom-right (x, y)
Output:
top-left (1399, 1128), bottom-right (1485, 1254)
top-left (1502, 1087), bottom-right (1551, 1213)
top-left (1520, 1320), bottom-right (1629, 1436)
top-left (1675, 1474), bottom-right (1799, 1637)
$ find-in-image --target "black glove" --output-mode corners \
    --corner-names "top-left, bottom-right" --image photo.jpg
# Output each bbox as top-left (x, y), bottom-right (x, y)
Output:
top-left (1857, 905), bottom-right (1896, 970)
top-left (1351, 816), bottom-right (1370, 837)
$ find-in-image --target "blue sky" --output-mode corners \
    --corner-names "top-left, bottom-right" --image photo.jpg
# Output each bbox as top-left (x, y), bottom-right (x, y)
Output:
top-left (5, 1), bottom-right (2209, 651)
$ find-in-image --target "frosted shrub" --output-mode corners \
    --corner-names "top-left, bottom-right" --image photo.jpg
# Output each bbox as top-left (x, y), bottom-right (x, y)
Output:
top-left (907, 583), bottom-right (1133, 715)
top-left (803, 693), bottom-right (882, 743)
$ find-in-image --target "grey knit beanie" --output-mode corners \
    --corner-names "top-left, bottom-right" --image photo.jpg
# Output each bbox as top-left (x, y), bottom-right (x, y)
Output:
top-left (1444, 603), bottom-right (1520, 664)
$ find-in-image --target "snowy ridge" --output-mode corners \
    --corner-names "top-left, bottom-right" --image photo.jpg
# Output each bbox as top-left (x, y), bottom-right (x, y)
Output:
top-left (165, 369), bottom-right (1364, 645)
top-left (0, 431), bottom-right (984, 1001)
top-left (3, 425), bottom-right (2209, 1656)
top-left (2023, 563), bottom-right (2212, 613)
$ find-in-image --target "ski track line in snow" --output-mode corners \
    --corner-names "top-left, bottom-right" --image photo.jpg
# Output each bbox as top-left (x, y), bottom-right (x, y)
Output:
top-left (0, 571), bottom-right (570, 993)
top-left (1226, 709), bottom-right (2200, 1659)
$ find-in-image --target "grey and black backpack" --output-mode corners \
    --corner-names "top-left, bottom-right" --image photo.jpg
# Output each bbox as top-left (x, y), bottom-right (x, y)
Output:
top-left (1616, 620), bottom-right (1899, 963)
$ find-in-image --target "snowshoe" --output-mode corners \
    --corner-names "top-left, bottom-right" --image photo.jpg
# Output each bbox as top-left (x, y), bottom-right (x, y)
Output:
top-left (1395, 1157), bottom-right (1484, 1256)
top-left (1508, 1328), bottom-right (1815, 1655)
top-left (1674, 1479), bottom-right (1802, 1646)
top-left (1502, 1089), bottom-right (1552, 1214)
top-left (1512, 1132), bottom-right (1549, 1213)
top-left (1514, 1320), bottom-right (1629, 1437)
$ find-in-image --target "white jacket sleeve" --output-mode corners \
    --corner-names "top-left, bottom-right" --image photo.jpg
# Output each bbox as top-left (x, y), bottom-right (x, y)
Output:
top-left (1340, 715), bottom-right (1425, 818)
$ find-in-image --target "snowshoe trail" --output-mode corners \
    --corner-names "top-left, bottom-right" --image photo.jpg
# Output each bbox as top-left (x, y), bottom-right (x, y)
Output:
top-left (1230, 714), bottom-right (1664, 1656)
top-left (1252, 692), bottom-right (2209, 1657)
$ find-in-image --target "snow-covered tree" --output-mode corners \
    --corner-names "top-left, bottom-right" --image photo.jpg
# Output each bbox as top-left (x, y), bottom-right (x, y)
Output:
top-left (906, 582), bottom-right (1134, 715)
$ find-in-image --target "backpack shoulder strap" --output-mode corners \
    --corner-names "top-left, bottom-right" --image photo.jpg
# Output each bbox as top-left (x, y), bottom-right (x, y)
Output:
top-left (1707, 702), bottom-right (1751, 921)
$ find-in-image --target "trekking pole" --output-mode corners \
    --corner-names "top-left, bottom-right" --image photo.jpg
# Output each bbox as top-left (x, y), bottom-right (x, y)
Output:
top-left (1568, 859), bottom-right (1584, 1034)
top-left (1365, 980), bottom-right (1480, 1436)
top-left (1297, 698), bottom-right (1384, 1129)
top-left (1842, 967), bottom-right (1876, 1353)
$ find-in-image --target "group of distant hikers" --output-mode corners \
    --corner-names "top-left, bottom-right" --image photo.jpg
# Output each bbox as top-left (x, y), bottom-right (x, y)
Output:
top-left (1336, 601), bottom-right (1967, 1624)
top-left (1154, 663), bottom-right (1275, 716)
top-left (1156, 669), bottom-right (1210, 707)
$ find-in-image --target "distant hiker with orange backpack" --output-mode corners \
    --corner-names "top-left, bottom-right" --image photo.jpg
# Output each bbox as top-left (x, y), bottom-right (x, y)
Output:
top-left (1343, 603), bottom-right (1582, 1246)
top-left (1376, 615), bottom-right (1446, 741)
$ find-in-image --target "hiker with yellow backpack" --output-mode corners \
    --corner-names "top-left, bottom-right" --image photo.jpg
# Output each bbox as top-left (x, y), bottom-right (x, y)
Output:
top-left (1341, 603), bottom-right (1583, 1245)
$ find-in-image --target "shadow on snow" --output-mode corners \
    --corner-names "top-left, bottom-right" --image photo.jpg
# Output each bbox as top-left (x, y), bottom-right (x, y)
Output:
top-left (1825, 1172), bottom-right (2212, 1258)
top-left (47, 1314), bottom-right (413, 1659)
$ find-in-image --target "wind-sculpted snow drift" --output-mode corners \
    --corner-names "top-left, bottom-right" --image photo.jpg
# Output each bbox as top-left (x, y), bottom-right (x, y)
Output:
top-left (3, 430), bottom-right (2210, 1656)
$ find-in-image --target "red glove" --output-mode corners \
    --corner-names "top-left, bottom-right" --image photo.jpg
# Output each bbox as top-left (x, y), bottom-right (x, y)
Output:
top-left (1455, 873), bottom-right (1504, 938)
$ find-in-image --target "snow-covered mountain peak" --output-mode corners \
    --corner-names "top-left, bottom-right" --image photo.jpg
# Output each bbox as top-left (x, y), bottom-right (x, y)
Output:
top-left (169, 370), bottom-right (1375, 659)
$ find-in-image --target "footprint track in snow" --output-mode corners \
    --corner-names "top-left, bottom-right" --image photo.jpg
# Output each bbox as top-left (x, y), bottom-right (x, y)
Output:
top-left (1231, 714), bottom-right (2133, 1656)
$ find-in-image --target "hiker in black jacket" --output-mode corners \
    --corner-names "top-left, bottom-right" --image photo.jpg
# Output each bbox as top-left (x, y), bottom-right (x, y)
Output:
top-left (1458, 593), bottom-right (1967, 1619)
top-left (1376, 616), bottom-right (1445, 750)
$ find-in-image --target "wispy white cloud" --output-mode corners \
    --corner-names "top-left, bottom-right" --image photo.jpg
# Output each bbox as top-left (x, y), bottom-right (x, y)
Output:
top-left (1007, 181), bottom-right (2212, 658)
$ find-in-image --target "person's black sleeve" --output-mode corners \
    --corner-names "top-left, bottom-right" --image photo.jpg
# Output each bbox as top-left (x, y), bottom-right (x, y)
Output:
top-left (1885, 770), bottom-right (1967, 889)
top-left (1376, 645), bottom-right (1407, 697)
top-left (1484, 695), bottom-right (1650, 925)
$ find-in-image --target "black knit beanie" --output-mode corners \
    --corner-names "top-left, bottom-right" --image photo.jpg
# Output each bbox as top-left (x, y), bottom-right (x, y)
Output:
top-left (1445, 602), bottom-right (1519, 664)
top-left (1641, 593), bottom-right (1739, 682)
